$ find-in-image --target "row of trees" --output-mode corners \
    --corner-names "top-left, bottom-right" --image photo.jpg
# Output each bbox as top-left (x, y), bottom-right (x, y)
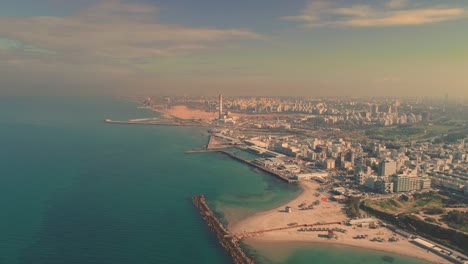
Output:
top-left (443, 211), bottom-right (468, 232)
top-left (346, 197), bottom-right (361, 218)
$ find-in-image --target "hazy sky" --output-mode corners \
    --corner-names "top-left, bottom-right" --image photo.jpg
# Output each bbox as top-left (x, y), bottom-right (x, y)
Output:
top-left (0, 0), bottom-right (467, 97)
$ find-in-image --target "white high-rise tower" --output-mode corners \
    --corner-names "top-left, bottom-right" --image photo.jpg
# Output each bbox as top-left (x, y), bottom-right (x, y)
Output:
top-left (219, 94), bottom-right (223, 119)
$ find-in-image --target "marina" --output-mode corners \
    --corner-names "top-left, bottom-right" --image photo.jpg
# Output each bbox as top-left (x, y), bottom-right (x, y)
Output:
top-left (185, 148), bottom-right (293, 183)
top-left (218, 151), bottom-right (293, 183)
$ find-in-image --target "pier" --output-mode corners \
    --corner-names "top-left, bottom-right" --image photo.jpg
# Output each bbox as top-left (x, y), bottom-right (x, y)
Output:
top-left (104, 119), bottom-right (182, 126)
top-left (218, 151), bottom-right (293, 183)
top-left (184, 149), bottom-right (220, 154)
top-left (185, 149), bottom-right (293, 183)
top-left (192, 195), bottom-right (254, 264)
top-left (104, 118), bottom-right (212, 128)
top-left (232, 221), bottom-right (342, 239)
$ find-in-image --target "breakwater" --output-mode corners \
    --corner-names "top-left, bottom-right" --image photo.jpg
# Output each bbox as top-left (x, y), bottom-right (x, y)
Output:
top-left (233, 221), bottom-right (342, 239)
top-left (184, 148), bottom-right (292, 183)
top-left (207, 135), bottom-right (216, 149)
top-left (192, 195), bottom-right (254, 264)
top-left (104, 119), bottom-right (210, 127)
top-left (184, 149), bottom-right (220, 154)
top-left (218, 151), bottom-right (293, 183)
top-left (105, 119), bottom-right (182, 126)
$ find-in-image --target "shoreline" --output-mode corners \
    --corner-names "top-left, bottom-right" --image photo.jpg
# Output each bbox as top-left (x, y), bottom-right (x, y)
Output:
top-left (223, 187), bottom-right (305, 229)
top-left (151, 105), bottom-right (218, 120)
top-left (142, 102), bottom-right (457, 264)
top-left (246, 238), bottom-right (441, 264)
top-left (244, 240), bottom-right (435, 264)
top-left (229, 181), bottom-right (451, 264)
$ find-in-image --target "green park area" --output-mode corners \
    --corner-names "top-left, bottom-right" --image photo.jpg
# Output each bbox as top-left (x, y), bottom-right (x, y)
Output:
top-left (367, 192), bottom-right (444, 214)
top-left (365, 124), bottom-right (464, 141)
top-left (366, 126), bottom-right (426, 140)
top-left (365, 192), bottom-right (468, 233)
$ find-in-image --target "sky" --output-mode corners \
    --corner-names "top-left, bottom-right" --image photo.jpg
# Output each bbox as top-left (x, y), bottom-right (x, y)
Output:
top-left (0, 0), bottom-right (467, 97)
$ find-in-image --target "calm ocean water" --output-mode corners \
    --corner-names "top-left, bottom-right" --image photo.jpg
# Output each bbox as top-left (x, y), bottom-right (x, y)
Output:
top-left (0, 97), bottom-right (429, 264)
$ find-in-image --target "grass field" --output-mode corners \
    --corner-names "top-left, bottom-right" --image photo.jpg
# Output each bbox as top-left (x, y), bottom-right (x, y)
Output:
top-left (365, 123), bottom-right (463, 141)
top-left (423, 124), bottom-right (458, 133)
top-left (367, 192), bottom-right (468, 233)
top-left (367, 192), bottom-right (445, 214)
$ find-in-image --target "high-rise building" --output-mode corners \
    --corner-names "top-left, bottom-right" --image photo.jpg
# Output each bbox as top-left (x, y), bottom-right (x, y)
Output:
top-left (379, 160), bottom-right (397, 176)
top-left (394, 100), bottom-right (400, 115)
top-left (392, 175), bottom-right (410, 192)
top-left (219, 94), bottom-right (223, 119)
top-left (326, 158), bottom-right (335, 170)
top-left (391, 175), bottom-right (420, 192)
top-left (419, 178), bottom-right (431, 190)
top-left (374, 178), bottom-right (394, 194)
top-left (371, 104), bottom-right (379, 115)
top-left (345, 150), bottom-right (355, 166)
top-left (365, 176), bottom-right (376, 189)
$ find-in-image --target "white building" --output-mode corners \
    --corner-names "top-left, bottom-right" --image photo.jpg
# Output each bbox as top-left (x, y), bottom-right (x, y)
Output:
top-left (294, 173), bottom-right (312, 180)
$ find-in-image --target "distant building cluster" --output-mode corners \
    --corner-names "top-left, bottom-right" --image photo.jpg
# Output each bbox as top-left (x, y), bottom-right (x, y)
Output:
top-left (218, 128), bottom-right (468, 196)
top-left (215, 97), bottom-right (427, 127)
top-left (151, 95), bottom-right (467, 197)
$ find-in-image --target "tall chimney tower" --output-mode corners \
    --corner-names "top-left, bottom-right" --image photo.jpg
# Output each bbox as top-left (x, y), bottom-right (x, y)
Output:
top-left (219, 94), bottom-right (223, 119)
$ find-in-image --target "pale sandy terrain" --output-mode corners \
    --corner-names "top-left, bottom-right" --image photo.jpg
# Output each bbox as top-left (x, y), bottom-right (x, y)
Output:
top-left (230, 181), bottom-right (450, 264)
top-left (155, 105), bottom-right (218, 120)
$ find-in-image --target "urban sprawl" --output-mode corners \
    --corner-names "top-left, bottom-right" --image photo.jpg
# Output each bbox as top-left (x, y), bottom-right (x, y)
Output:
top-left (145, 95), bottom-right (468, 198)
top-left (114, 94), bottom-right (467, 263)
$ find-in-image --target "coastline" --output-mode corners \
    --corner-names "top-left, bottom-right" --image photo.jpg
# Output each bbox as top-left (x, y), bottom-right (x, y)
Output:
top-left (152, 105), bottom-right (218, 120)
top-left (244, 240), bottom-right (433, 264)
top-left (144, 102), bottom-right (456, 264)
top-left (229, 181), bottom-right (451, 264)
top-left (222, 186), bottom-right (305, 229)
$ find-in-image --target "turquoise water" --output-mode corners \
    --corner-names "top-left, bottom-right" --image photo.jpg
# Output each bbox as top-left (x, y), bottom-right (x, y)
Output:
top-left (223, 148), bottom-right (260, 161)
top-left (0, 97), bottom-right (430, 264)
top-left (248, 242), bottom-right (430, 264)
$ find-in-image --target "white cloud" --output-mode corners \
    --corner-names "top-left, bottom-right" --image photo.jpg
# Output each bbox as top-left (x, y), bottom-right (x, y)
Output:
top-left (345, 8), bottom-right (464, 27)
top-left (0, 0), bottom-right (262, 64)
top-left (0, 1), bottom-right (267, 95)
top-left (386, 0), bottom-right (409, 9)
top-left (281, 0), bottom-right (465, 27)
top-left (282, 1), bottom-right (332, 23)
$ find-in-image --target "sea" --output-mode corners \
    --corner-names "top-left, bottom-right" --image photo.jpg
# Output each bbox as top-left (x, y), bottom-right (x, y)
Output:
top-left (0, 96), bottom-right (430, 264)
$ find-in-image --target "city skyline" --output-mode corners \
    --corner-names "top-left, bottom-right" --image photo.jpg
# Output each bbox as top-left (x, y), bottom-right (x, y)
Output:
top-left (0, 0), bottom-right (467, 97)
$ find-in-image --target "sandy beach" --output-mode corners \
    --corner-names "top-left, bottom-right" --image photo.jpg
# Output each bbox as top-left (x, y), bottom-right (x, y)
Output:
top-left (230, 181), bottom-right (450, 264)
top-left (153, 105), bottom-right (293, 121)
top-left (154, 105), bottom-right (218, 120)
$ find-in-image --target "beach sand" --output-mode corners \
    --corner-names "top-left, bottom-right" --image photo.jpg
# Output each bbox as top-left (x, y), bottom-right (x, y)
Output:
top-left (230, 181), bottom-right (450, 264)
top-left (155, 105), bottom-right (218, 120)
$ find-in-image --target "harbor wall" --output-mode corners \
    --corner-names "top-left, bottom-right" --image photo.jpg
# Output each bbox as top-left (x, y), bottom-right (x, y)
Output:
top-left (192, 195), bottom-right (254, 264)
